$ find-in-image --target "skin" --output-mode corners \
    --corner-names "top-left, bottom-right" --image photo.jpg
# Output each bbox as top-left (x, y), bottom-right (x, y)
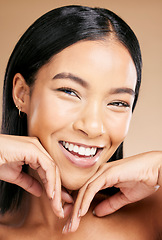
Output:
top-left (26, 39), bottom-right (136, 190)
top-left (0, 39), bottom-right (162, 239)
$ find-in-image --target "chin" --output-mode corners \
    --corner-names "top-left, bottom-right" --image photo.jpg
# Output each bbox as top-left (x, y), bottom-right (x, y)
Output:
top-left (62, 179), bottom-right (86, 191)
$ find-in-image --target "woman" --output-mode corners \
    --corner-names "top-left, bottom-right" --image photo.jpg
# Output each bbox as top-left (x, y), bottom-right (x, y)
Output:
top-left (0, 5), bottom-right (161, 239)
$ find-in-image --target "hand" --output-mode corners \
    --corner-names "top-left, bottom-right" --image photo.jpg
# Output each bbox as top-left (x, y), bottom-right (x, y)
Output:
top-left (63, 151), bottom-right (162, 233)
top-left (0, 134), bottom-right (73, 218)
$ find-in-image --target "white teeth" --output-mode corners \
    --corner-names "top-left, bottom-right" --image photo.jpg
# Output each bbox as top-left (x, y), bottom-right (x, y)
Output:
top-left (91, 147), bottom-right (97, 155)
top-left (65, 142), bottom-right (69, 149)
top-left (85, 148), bottom-right (91, 156)
top-left (78, 146), bottom-right (85, 155)
top-left (73, 145), bottom-right (79, 153)
top-left (69, 143), bottom-right (74, 151)
top-left (62, 141), bottom-right (97, 157)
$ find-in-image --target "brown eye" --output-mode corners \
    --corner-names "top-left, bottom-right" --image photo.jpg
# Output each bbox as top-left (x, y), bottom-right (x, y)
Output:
top-left (107, 101), bottom-right (131, 112)
top-left (108, 101), bottom-right (130, 108)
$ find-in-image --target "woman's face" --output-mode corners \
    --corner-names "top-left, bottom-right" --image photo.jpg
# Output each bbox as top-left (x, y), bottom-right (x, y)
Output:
top-left (27, 40), bottom-right (137, 190)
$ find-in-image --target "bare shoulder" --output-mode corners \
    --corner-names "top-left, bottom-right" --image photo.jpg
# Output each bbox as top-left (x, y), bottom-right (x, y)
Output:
top-left (153, 188), bottom-right (162, 236)
top-left (78, 192), bottom-right (162, 240)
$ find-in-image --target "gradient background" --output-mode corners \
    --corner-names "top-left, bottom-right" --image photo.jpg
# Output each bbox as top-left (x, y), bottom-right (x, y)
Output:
top-left (0, 0), bottom-right (162, 157)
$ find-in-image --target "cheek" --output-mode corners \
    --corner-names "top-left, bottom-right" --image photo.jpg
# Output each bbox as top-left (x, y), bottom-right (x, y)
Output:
top-left (27, 92), bottom-right (78, 138)
top-left (107, 112), bottom-right (132, 144)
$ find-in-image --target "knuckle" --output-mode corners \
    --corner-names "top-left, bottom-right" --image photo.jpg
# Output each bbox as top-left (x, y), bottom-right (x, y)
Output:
top-left (29, 163), bottom-right (40, 170)
top-left (41, 177), bottom-right (47, 185)
top-left (109, 199), bottom-right (118, 212)
top-left (86, 182), bottom-right (94, 191)
top-left (14, 174), bottom-right (23, 184)
top-left (0, 152), bottom-right (8, 165)
top-left (26, 178), bottom-right (35, 191)
top-left (120, 194), bottom-right (130, 204)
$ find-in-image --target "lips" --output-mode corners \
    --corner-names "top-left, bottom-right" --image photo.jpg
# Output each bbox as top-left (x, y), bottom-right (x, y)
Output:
top-left (59, 141), bottom-right (103, 168)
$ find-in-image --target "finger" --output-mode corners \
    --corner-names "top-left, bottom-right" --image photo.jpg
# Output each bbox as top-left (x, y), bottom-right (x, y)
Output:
top-left (68, 168), bottom-right (109, 231)
top-left (68, 184), bottom-right (88, 232)
top-left (94, 191), bottom-right (131, 216)
top-left (61, 189), bottom-right (74, 204)
top-left (36, 160), bottom-right (55, 199)
top-left (62, 216), bottom-right (72, 234)
top-left (51, 166), bottom-right (64, 218)
top-left (62, 209), bottom-right (81, 234)
top-left (68, 169), bottom-right (111, 232)
top-left (70, 215), bottom-right (81, 233)
top-left (63, 203), bottom-right (73, 218)
top-left (78, 166), bottom-right (128, 217)
top-left (62, 188), bottom-right (85, 233)
top-left (13, 172), bottom-right (43, 197)
top-left (79, 173), bottom-right (109, 217)
top-left (66, 165), bottom-right (116, 233)
top-left (31, 137), bottom-right (54, 161)
top-left (26, 148), bottom-right (56, 199)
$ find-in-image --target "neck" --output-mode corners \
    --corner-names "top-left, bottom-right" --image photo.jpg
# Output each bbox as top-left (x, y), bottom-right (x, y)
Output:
top-left (27, 190), bottom-right (62, 226)
top-left (23, 169), bottom-right (70, 232)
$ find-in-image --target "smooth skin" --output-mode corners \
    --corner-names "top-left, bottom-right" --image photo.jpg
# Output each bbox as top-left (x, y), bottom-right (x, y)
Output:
top-left (0, 39), bottom-right (162, 239)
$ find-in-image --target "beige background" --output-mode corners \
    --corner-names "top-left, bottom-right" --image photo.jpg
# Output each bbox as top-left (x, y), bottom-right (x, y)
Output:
top-left (0, 0), bottom-right (162, 157)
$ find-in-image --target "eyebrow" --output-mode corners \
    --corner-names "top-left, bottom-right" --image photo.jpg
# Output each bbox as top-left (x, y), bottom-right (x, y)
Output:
top-left (52, 72), bottom-right (88, 88)
top-left (109, 87), bottom-right (135, 96)
top-left (53, 72), bottom-right (135, 96)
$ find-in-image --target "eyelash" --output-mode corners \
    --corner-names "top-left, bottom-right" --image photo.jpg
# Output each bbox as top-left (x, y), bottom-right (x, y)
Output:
top-left (108, 101), bottom-right (130, 108)
top-left (56, 88), bottom-right (130, 108)
top-left (57, 87), bottom-right (80, 99)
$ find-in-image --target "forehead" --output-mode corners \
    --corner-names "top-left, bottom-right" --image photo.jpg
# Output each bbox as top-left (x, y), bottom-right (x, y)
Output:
top-left (37, 39), bottom-right (137, 90)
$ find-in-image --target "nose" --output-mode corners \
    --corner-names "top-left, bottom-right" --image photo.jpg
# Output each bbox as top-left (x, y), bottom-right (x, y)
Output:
top-left (73, 101), bottom-right (105, 138)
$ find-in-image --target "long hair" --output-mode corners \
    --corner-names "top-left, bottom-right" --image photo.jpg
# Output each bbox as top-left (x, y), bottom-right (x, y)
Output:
top-left (0, 5), bottom-right (142, 214)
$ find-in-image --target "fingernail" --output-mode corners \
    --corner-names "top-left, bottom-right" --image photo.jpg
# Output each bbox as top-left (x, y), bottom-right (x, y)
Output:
top-left (62, 224), bottom-right (67, 234)
top-left (61, 207), bottom-right (64, 218)
top-left (78, 209), bottom-right (81, 218)
top-left (51, 191), bottom-right (55, 199)
top-left (68, 218), bottom-right (72, 232)
top-left (154, 184), bottom-right (160, 191)
top-left (93, 210), bottom-right (96, 216)
top-left (60, 203), bottom-right (64, 218)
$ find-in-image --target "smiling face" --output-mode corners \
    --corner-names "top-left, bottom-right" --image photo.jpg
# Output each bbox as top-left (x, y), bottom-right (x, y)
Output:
top-left (26, 39), bottom-right (137, 190)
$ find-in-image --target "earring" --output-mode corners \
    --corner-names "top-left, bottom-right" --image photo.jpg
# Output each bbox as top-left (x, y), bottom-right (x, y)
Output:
top-left (16, 105), bottom-right (24, 118)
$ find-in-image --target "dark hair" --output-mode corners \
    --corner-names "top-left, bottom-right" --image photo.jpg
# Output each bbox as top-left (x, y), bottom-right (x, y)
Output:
top-left (0, 5), bottom-right (142, 214)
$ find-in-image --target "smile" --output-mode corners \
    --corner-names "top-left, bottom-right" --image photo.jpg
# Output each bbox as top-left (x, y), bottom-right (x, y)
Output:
top-left (62, 141), bottom-right (97, 157)
top-left (59, 141), bottom-right (103, 168)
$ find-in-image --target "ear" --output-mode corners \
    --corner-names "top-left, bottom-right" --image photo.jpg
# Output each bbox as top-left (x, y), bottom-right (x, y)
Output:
top-left (12, 73), bottom-right (30, 114)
